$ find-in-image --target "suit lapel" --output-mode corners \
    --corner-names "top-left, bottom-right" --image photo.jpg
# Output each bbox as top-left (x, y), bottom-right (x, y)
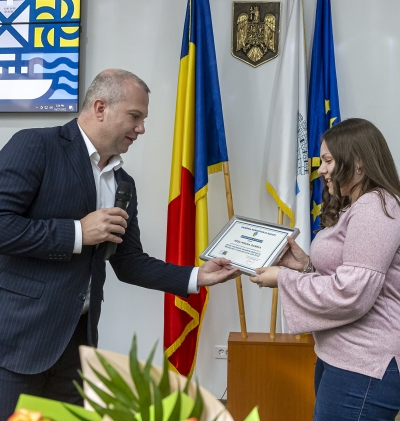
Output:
top-left (61, 120), bottom-right (97, 213)
top-left (114, 169), bottom-right (123, 185)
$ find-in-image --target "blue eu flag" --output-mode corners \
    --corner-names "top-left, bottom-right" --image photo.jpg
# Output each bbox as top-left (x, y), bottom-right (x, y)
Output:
top-left (308, 0), bottom-right (341, 239)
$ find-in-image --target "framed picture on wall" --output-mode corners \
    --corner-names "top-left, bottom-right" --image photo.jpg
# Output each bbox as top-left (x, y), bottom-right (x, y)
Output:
top-left (0, 0), bottom-right (81, 113)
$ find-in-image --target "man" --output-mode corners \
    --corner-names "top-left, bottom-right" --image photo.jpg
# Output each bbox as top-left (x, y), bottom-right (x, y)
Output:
top-left (0, 69), bottom-right (239, 417)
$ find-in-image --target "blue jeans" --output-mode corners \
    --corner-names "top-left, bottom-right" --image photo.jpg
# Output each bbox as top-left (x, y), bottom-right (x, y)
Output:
top-left (314, 357), bottom-right (400, 421)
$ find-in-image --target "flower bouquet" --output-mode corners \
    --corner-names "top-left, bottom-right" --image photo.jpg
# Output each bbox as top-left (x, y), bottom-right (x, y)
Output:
top-left (9, 335), bottom-right (259, 421)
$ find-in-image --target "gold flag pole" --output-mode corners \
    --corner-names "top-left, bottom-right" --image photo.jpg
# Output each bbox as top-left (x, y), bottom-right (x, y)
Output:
top-left (269, 209), bottom-right (283, 339)
top-left (270, 208), bottom-right (301, 340)
top-left (223, 162), bottom-right (247, 338)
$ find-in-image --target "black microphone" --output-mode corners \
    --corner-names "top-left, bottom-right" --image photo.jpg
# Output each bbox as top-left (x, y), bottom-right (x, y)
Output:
top-left (103, 181), bottom-right (133, 260)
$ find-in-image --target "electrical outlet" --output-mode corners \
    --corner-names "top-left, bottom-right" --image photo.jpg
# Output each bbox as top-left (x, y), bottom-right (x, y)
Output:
top-left (214, 345), bottom-right (228, 359)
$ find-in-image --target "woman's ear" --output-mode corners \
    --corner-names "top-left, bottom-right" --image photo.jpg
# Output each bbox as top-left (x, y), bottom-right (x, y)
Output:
top-left (355, 158), bottom-right (363, 175)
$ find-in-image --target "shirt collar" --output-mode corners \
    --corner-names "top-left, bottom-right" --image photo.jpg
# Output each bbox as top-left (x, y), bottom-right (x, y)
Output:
top-left (77, 123), bottom-right (124, 172)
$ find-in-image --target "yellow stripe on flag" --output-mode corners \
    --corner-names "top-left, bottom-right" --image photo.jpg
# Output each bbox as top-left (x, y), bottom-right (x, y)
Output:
top-left (208, 162), bottom-right (224, 175)
top-left (195, 193), bottom-right (208, 266)
top-left (310, 169), bottom-right (320, 182)
top-left (168, 44), bottom-right (196, 204)
top-left (312, 157), bottom-right (321, 167)
top-left (266, 182), bottom-right (295, 227)
top-left (188, 192), bottom-right (210, 377)
top-left (165, 296), bottom-right (199, 359)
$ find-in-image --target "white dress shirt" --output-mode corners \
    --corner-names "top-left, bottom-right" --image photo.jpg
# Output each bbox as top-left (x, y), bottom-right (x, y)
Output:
top-left (75, 125), bottom-right (198, 313)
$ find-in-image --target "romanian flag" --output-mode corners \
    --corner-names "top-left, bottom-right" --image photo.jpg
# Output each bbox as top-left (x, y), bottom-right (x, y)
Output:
top-left (308, 0), bottom-right (341, 239)
top-left (164, 0), bottom-right (228, 377)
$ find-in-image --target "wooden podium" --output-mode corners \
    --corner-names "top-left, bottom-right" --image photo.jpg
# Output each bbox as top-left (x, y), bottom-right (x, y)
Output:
top-left (227, 332), bottom-right (316, 421)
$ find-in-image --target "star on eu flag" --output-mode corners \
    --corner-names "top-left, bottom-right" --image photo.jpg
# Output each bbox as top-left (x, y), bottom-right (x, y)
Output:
top-left (311, 201), bottom-right (322, 222)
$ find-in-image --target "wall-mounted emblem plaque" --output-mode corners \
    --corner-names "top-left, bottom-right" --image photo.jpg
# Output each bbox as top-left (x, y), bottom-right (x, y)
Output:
top-left (232, 2), bottom-right (281, 67)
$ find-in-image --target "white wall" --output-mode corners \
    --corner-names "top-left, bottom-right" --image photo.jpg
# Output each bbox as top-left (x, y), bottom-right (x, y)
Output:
top-left (1, 0), bottom-right (400, 398)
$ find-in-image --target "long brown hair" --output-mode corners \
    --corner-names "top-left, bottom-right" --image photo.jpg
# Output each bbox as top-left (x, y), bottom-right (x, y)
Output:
top-left (320, 118), bottom-right (400, 228)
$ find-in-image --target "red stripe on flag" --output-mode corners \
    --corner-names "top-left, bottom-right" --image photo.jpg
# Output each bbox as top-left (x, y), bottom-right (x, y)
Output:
top-left (164, 166), bottom-right (208, 376)
top-left (166, 167), bottom-right (195, 266)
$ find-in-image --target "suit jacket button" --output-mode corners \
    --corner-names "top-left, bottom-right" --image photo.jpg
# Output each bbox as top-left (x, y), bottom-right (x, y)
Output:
top-left (79, 293), bottom-right (86, 301)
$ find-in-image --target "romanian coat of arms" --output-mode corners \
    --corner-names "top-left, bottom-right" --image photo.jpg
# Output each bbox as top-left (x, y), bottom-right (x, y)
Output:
top-left (232, 2), bottom-right (281, 67)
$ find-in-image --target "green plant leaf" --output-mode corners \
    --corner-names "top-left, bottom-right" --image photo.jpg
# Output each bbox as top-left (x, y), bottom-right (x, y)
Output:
top-left (73, 380), bottom-right (107, 418)
top-left (150, 377), bottom-right (163, 421)
top-left (73, 379), bottom-right (85, 400)
top-left (129, 335), bottom-right (144, 385)
top-left (62, 404), bottom-right (101, 421)
top-left (75, 379), bottom-right (137, 421)
top-left (98, 407), bottom-right (136, 421)
top-left (83, 375), bottom-right (138, 412)
top-left (87, 363), bottom-right (139, 409)
top-left (73, 335), bottom-right (205, 421)
top-left (188, 379), bottom-right (203, 420)
top-left (166, 389), bottom-right (181, 421)
top-left (132, 389), bottom-right (197, 421)
top-left (143, 340), bottom-right (158, 377)
top-left (243, 406), bottom-right (260, 421)
top-left (129, 335), bottom-right (152, 421)
top-left (94, 351), bottom-right (138, 402)
top-left (183, 378), bottom-right (190, 395)
top-left (158, 353), bottom-right (171, 399)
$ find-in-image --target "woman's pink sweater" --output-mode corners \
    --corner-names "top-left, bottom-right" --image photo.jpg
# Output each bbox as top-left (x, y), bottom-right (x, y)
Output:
top-left (278, 191), bottom-right (400, 379)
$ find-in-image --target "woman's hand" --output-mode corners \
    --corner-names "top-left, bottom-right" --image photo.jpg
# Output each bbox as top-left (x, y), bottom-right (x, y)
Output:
top-left (278, 237), bottom-right (309, 271)
top-left (249, 266), bottom-right (280, 288)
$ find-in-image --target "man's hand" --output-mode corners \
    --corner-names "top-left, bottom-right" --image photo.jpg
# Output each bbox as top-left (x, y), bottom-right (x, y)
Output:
top-left (80, 207), bottom-right (129, 246)
top-left (197, 258), bottom-right (241, 287)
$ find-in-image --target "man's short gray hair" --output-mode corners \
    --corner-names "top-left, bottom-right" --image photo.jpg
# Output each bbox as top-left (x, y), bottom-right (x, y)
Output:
top-left (81, 69), bottom-right (150, 111)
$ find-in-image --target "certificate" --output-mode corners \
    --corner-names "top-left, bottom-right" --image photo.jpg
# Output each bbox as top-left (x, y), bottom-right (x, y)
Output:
top-left (200, 215), bottom-right (299, 275)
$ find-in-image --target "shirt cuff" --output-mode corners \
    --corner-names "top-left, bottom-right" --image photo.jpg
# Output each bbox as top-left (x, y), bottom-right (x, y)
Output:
top-left (187, 267), bottom-right (200, 294)
top-left (73, 220), bottom-right (82, 254)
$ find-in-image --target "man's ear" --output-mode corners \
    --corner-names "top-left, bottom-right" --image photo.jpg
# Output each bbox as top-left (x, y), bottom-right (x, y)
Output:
top-left (93, 99), bottom-right (106, 122)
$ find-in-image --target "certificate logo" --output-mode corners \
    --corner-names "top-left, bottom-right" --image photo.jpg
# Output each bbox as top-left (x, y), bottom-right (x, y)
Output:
top-left (253, 231), bottom-right (258, 237)
top-left (220, 250), bottom-right (228, 256)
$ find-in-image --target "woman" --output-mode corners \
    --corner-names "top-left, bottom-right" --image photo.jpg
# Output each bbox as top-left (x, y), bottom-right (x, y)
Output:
top-left (250, 118), bottom-right (400, 421)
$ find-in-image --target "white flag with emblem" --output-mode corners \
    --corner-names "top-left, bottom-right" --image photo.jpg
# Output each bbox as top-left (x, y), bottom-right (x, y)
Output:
top-left (264, 0), bottom-right (311, 332)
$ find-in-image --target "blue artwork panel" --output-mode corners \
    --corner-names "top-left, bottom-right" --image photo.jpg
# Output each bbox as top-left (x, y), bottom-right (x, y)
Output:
top-left (0, 0), bottom-right (80, 112)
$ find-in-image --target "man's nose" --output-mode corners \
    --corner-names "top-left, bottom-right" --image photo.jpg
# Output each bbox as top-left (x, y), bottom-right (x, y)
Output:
top-left (135, 123), bottom-right (145, 134)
